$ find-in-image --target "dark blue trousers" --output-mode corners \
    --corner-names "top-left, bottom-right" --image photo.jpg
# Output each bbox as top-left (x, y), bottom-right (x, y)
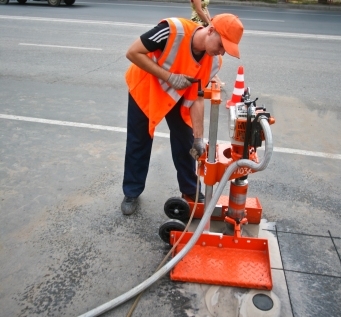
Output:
top-left (123, 93), bottom-right (199, 198)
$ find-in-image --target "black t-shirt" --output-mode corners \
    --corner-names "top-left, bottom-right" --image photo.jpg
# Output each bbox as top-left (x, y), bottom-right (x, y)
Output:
top-left (140, 21), bottom-right (205, 62)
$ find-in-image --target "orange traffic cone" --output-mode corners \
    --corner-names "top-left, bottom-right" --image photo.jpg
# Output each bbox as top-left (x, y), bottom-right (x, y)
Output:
top-left (226, 66), bottom-right (245, 108)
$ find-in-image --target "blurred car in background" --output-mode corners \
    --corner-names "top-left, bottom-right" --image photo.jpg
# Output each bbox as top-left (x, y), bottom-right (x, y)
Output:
top-left (0, 0), bottom-right (75, 6)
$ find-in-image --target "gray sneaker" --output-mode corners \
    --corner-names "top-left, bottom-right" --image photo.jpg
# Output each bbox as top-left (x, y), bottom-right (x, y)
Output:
top-left (121, 196), bottom-right (138, 215)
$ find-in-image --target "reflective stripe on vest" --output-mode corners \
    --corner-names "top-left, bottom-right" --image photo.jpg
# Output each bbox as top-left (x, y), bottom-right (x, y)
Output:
top-left (161, 18), bottom-right (184, 71)
top-left (155, 18), bottom-right (186, 104)
top-left (211, 56), bottom-right (220, 81)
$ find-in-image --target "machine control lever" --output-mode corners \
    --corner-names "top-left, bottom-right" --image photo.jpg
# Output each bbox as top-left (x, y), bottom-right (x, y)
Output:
top-left (187, 78), bottom-right (204, 97)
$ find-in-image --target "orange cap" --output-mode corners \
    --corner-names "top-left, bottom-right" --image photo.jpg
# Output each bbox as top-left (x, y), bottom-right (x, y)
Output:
top-left (211, 14), bottom-right (244, 59)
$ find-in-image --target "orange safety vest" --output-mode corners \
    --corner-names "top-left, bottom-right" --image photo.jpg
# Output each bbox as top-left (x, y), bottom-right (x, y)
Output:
top-left (125, 17), bottom-right (222, 137)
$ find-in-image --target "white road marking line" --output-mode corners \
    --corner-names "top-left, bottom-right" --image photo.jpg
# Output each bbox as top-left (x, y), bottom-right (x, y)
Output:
top-left (80, 32), bottom-right (135, 37)
top-left (1, 114), bottom-right (340, 160)
top-left (0, 114), bottom-right (127, 134)
top-left (0, 15), bottom-right (153, 27)
top-left (76, 1), bottom-right (341, 17)
top-left (244, 30), bottom-right (341, 40)
top-left (242, 18), bottom-right (285, 22)
top-left (272, 147), bottom-right (341, 160)
top-left (1, 15), bottom-right (340, 41)
top-left (19, 43), bottom-right (102, 50)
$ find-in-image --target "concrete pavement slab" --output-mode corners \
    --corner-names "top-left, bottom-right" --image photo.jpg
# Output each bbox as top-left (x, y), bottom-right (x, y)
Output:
top-left (285, 271), bottom-right (341, 317)
top-left (277, 232), bottom-right (341, 276)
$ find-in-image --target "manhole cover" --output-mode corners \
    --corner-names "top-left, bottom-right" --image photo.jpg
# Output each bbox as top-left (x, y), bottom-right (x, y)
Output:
top-left (252, 294), bottom-right (274, 311)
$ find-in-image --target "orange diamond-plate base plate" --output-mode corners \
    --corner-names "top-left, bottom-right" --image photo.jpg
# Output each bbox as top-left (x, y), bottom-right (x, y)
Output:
top-left (170, 231), bottom-right (272, 290)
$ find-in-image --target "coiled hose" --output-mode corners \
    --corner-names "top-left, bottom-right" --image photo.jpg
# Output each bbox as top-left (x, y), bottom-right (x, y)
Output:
top-left (78, 116), bottom-right (273, 317)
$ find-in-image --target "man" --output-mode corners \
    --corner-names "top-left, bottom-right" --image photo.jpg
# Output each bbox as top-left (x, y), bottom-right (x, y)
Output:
top-left (121, 13), bottom-right (244, 215)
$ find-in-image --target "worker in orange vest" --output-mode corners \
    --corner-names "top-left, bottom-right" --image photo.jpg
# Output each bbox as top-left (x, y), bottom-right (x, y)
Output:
top-left (121, 14), bottom-right (244, 215)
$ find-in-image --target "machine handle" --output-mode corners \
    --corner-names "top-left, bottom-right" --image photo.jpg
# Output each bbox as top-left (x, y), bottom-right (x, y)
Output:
top-left (187, 78), bottom-right (204, 97)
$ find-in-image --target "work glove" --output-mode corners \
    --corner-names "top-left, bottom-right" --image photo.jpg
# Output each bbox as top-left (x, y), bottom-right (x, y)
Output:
top-left (190, 138), bottom-right (205, 160)
top-left (167, 73), bottom-right (194, 90)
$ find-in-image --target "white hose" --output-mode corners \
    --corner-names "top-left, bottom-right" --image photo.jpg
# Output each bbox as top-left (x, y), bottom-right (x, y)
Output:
top-left (78, 117), bottom-right (273, 317)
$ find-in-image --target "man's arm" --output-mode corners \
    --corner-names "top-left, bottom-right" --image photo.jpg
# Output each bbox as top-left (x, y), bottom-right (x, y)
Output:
top-left (126, 38), bottom-right (193, 90)
top-left (126, 39), bottom-right (170, 82)
top-left (189, 97), bottom-right (206, 159)
top-left (190, 97), bottom-right (204, 138)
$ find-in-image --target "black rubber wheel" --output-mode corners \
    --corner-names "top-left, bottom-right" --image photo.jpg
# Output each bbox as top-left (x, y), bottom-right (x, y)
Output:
top-left (164, 197), bottom-right (190, 221)
top-left (64, 0), bottom-right (75, 5)
top-left (159, 219), bottom-right (186, 244)
top-left (0, 0), bottom-right (10, 4)
top-left (17, 0), bottom-right (27, 3)
top-left (48, 0), bottom-right (61, 6)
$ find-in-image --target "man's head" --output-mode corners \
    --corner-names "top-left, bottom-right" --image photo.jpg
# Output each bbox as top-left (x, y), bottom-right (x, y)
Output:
top-left (210, 14), bottom-right (244, 58)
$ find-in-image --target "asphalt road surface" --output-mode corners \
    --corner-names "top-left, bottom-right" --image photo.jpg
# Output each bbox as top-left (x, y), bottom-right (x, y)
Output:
top-left (0, 1), bottom-right (340, 317)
